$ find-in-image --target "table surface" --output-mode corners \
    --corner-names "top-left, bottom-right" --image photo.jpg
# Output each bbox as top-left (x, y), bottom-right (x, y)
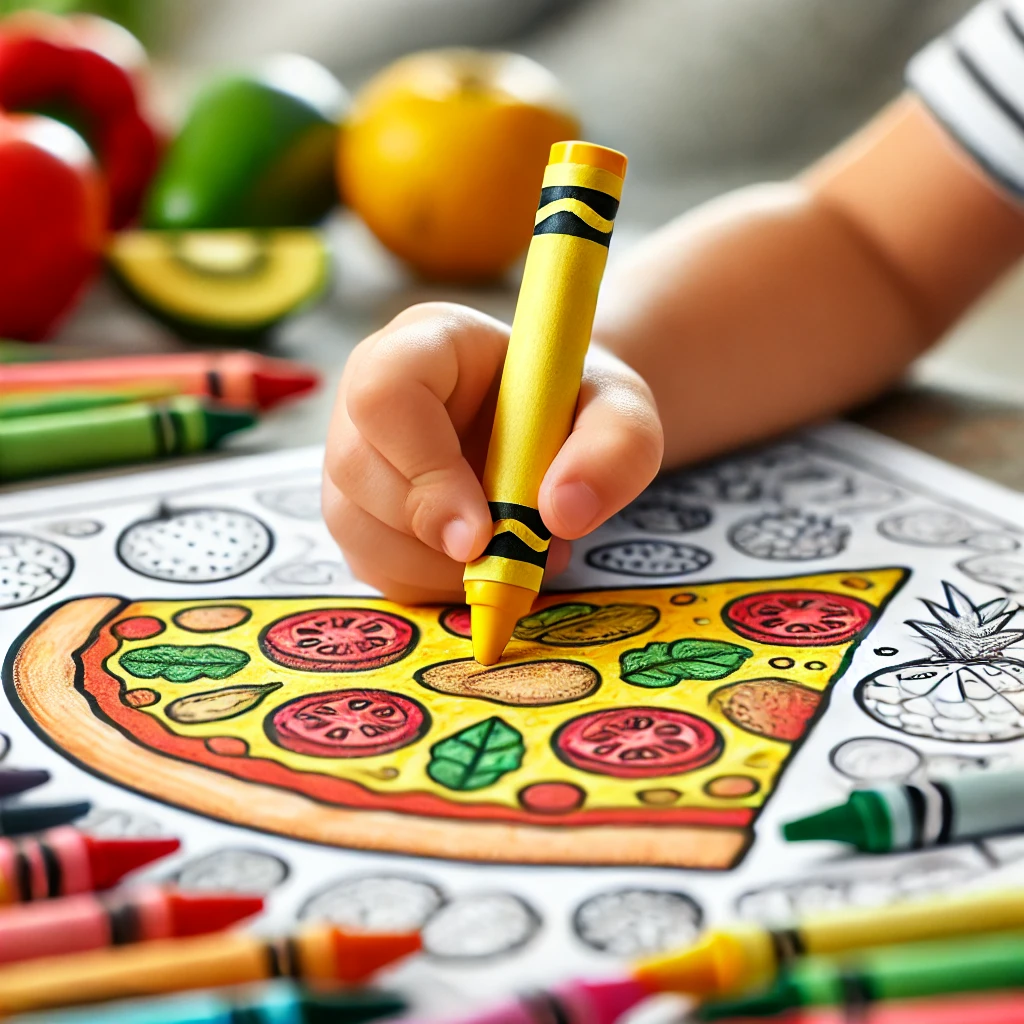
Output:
top-left (9, 213), bottom-right (1024, 499)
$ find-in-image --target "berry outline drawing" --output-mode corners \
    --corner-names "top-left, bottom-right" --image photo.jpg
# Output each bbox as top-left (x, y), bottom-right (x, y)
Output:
top-left (857, 582), bottom-right (1024, 742)
top-left (585, 539), bottom-right (712, 577)
top-left (117, 506), bottom-right (274, 583)
top-left (572, 887), bottom-right (703, 956)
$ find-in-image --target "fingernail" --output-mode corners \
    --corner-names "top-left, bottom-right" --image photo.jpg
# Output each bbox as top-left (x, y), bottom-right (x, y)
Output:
top-left (551, 481), bottom-right (600, 536)
top-left (442, 517), bottom-right (476, 561)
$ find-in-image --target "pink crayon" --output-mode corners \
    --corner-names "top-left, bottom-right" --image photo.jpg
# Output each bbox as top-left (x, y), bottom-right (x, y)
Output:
top-left (409, 978), bottom-right (650, 1024)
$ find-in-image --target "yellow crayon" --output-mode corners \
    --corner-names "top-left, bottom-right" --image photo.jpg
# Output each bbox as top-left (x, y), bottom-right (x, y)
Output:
top-left (632, 888), bottom-right (1024, 1000)
top-left (465, 140), bottom-right (627, 664)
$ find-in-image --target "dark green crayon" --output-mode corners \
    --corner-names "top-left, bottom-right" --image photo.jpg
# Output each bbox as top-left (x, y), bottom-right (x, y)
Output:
top-left (0, 396), bottom-right (256, 481)
top-left (0, 801), bottom-right (90, 836)
top-left (11, 979), bottom-right (407, 1023)
top-left (697, 929), bottom-right (1024, 1020)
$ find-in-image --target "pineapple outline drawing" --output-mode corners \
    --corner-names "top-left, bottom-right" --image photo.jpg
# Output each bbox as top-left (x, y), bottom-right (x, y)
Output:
top-left (857, 582), bottom-right (1024, 742)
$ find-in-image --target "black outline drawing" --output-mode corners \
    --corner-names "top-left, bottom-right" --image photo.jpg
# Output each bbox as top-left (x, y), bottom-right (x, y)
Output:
top-left (585, 539), bottom-right (712, 577)
top-left (573, 887), bottom-right (703, 956)
top-left (261, 537), bottom-right (351, 589)
top-left (617, 494), bottom-right (712, 534)
top-left (171, 846), bottom-right (289, 894)
top-left (958, 553), bottom-right (1024, 595)
top-left (117, 506), bottom-right (273, 583)
top-left (299, 873), bottom-right (446, 931)
top-left (45, 519), bottom-right (104, 538)
top-left (77, 806), bottom-right (165, 837)
top-left (857, 582), bottom-right (1024, 743)
top-left (729, 510), bottom-right (850, 561)
top-left (829, 736), bottom-right (924, 783)
top-left (0, 532), bottom-right (74, 609)
top-left (415, 658), bottom-right (601, 707)
top-left (878, 509), bottom-right (977, 547)
top-left (254, 486), bottom-right (322, 521)
top-left (422, 891), bottom-right (541, 961)
top-left (173, 604), bottom-right (253, 633)
top-left (166, 681), bottom-right (283, 725)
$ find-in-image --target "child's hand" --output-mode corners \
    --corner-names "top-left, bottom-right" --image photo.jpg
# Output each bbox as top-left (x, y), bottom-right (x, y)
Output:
top-left (323, 302), bottom-right (664, 603)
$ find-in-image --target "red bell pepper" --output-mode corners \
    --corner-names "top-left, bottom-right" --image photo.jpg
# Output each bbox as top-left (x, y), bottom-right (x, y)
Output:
top-left (0, 12), bottom-right (159, 228)
top-left (0, 112), bottom-right (107, 340)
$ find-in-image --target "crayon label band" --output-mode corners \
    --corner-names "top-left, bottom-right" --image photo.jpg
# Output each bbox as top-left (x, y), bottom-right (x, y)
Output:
top-left (104, 897), bottom-right (142, 944)
top-left (206, 370), bottom-right (223, 398)
top-left (837, 970), bottom-right (876, 1013)
top-left (534, 209), bottom-right (612, 247)
top-left (520, 989), bottom-right (572, 1024)
top-left (768, 927), bottom-right (805, 967)
top-left (902, 782), bottom-right (948, 848)
top-left (465, 500), bottom-right (552, 590)
top-left (38, 839), bottom-right (61, 899)
top-left (538, 184), bottom-right (620, 220)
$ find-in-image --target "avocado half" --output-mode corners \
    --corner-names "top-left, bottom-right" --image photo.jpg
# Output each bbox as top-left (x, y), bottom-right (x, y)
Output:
top-left (108, 229), bottom-right (329, 341)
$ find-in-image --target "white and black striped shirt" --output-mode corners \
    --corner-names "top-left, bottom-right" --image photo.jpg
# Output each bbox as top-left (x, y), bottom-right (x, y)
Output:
top-left (910, 0), bottom-right (1024, 196)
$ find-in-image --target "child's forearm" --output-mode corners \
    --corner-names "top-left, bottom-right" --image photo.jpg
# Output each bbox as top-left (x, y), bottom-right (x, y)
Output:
top-left (595, 95), bottom-right (1024, 467)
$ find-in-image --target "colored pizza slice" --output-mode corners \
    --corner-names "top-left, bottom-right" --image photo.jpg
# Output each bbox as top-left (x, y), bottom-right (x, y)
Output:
top-left (7, 567), bottom-right (907, 870)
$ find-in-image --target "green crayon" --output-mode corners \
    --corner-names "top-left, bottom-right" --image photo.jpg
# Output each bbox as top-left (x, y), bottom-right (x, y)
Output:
top-left (0, 396), bottom-right (255, 481)
top-left (0, 387), bottom-right (176, 420)
top-left (697, 929), bottom-right (1024, 1020)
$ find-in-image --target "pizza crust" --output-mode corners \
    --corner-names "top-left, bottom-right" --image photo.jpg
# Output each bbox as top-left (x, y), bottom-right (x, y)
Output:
top-left (12, 597), bottom-right (748, 868)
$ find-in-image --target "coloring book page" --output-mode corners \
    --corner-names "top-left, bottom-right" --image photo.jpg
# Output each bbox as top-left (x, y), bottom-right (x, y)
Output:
top-left (4, 421), bottom-right (1024, 1011)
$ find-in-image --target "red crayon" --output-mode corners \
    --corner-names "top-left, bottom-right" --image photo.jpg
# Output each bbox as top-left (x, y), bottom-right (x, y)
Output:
top-left (729, 990), bottom-right (1024, 1024)
top-left (0, 351), bottom-right (320, 410)
top-left (0, 827), bottom-right (179, 904)
top-left (406, 978), bottom-right (649, 1024)
top-left (0, 886), bottom-right (262, 964)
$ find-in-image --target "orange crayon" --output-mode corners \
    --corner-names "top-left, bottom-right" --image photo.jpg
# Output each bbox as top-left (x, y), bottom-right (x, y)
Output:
top-left (0, 351), bottom-right (319, 410)
top-left (0, 924), bottom-right (421, 1016)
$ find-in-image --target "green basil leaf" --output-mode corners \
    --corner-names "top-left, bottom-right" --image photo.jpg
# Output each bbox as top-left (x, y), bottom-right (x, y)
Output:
top-left (514, 603), bottom-right (596, 640)
top-left (427, 716), bottom-right (526, 791)
top-left (120, 644), bottom-right (250, 683)
top-left (620, 638), bottom-right (752, 688)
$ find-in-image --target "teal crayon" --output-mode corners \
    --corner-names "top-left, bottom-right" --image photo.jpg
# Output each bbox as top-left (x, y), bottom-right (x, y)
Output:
top-left (697, 929), bottom-right (1024, 1020)
top-left (0, 395), bottom-right (255, 481)
top-left (0, 801), bottom-right (90, 835)
top-left (784, 767), bottom-right (1024, 852)
top-left (10, 980), bottom-right (407, 1023)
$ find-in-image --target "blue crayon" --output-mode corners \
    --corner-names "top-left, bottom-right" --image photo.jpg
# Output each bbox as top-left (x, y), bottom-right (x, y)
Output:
top-left (11, 980), bottom-right (407, 1024)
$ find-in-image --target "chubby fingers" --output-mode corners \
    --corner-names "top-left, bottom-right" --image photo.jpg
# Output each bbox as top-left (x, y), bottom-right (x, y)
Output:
top-left (326, 302), bottom-right (509, 562)
top-left (538, 346), bottom-right (664, 539)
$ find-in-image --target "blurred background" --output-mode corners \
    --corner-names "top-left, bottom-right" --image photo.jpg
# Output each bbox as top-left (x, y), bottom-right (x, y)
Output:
top-left (9, 0), bottom-right (1024, 474)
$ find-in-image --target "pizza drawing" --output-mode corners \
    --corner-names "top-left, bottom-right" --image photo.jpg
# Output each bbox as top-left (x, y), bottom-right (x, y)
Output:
top-left (5, 568), bottom-right (906, 869)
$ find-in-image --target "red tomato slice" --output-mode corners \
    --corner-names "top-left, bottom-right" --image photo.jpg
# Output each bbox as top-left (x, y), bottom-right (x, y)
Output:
top-left (439, 605), bottom-right (472, 639)
top-left (554, 707), bottom-right (722, 779)
top-left (260, 608), bottom-right (417, 672)
top-left (266, 689), bottom-right (429, 758)
top-left (724, 589), bottom-right (873, 647)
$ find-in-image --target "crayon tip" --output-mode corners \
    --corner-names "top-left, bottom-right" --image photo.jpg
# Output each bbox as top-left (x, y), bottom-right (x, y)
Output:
top-left (165, 890), bottom-right (264, 937)
top-left (84, 835), bottom-right (181, 889)
top-left (783, 791), bottom-right (886, 851)
top-left (634, 936), bottom-right (722, 997)
top-left (330, 928), bottom-right (422, 983)
top-left (466, 580), bottom-right (534, 666)
top-left (0, 800), bottom-right (90, 835)
top-left (0, 767), bottom-right (50, 799)
top-left (202, 403), bottom-right (258, 446)
top-left (252, 363), bottom-right (320, 408)
top-left (303, 989), bottom-right (408, 1024)
top-left (559, 977), bottom-right (651, 1024)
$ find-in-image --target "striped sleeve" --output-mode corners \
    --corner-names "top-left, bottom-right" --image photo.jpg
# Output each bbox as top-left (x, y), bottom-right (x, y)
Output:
top-left (908, 0), bottom-right (1024, 197)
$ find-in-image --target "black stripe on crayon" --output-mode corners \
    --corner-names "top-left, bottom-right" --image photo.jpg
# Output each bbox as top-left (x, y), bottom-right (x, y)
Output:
top-left (955, 43), bottom-right (1024, 134)
top-left (207, 370), bottom-right (223, 399)
top-left (283, 936), bottom-right (303, 978)
top-left (167, 405), bottom-right (188, 456)
top-left (904, 784), bottom-right (928, 849)
top-left (482, 532), bottom-right (549, 568)
top-left (488, 502), bottom-right (551, 540)
top-left (105, 896), bottom-right (141, 945)
top-left (150, 408), bottom-right (170, 458)
top-left (39, 840), bottom-right (61, 898)
top-left (537, 185), bottom-right (619, 221)
top-left (264, 938), bottom-right (285, 978)
top-left (933, 780), bottom-right (955, 844)
top-left (533, 211), bottom-right (611, 247)
top-left (837, 970), bottom-right (875, 1013)
top-left (520, 990), bottom-right (570, 1024)
top-left (768, 927), bottom-right (805, 966)
top-left (12, 840), bottom-right (32, 901)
